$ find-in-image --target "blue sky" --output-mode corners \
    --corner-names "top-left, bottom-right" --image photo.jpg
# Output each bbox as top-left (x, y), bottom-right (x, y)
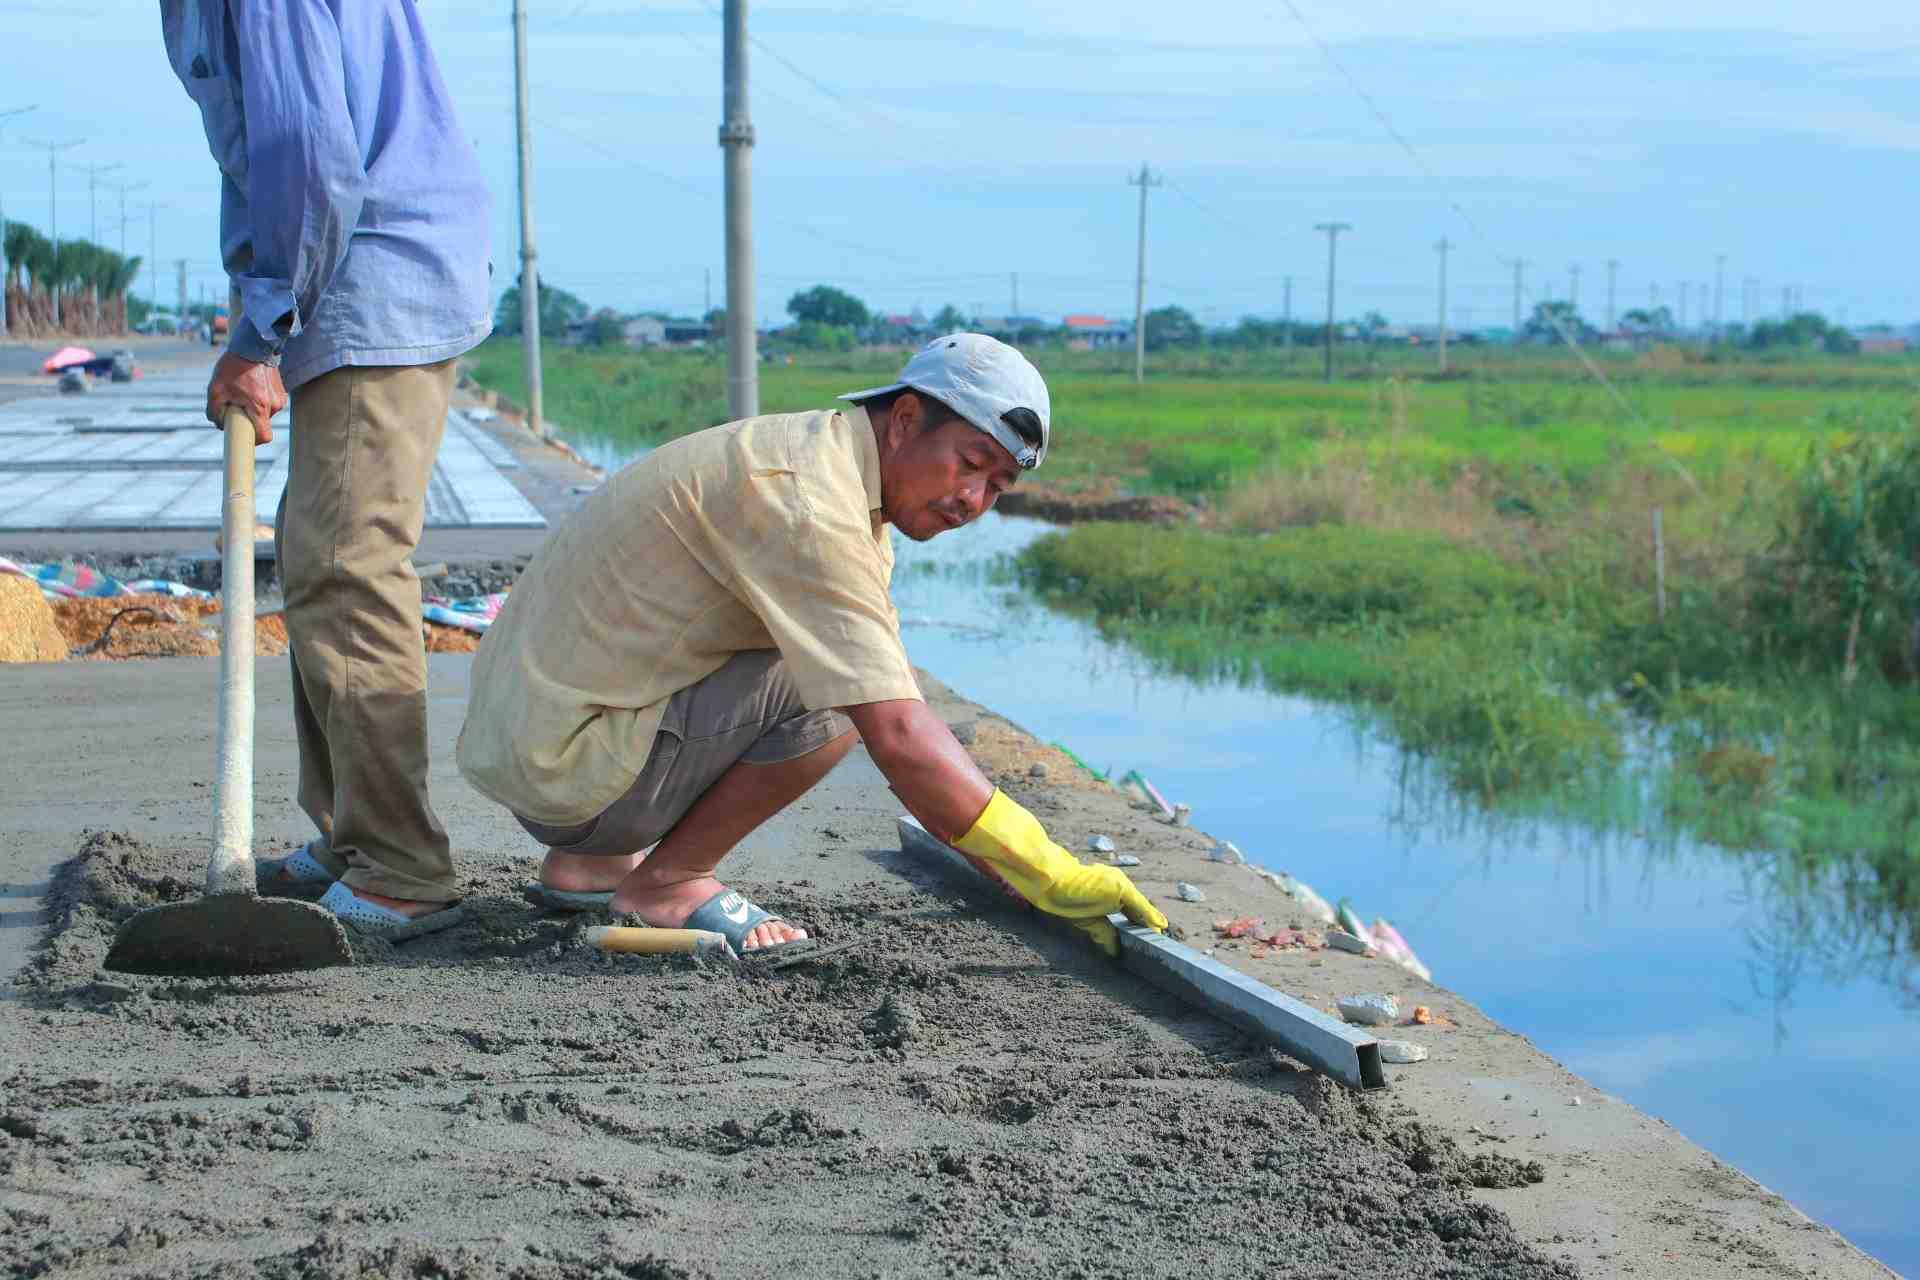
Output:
top-left (2, 1), bottom-right (1916, 327)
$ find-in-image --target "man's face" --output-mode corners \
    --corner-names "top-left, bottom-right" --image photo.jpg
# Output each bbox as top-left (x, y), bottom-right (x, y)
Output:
top-left (879, 398), bottom-right (1022, 542)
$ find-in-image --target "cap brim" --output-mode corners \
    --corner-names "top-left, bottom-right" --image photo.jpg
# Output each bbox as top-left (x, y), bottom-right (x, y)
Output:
top-left (837, 382), bottom-right (905, 402)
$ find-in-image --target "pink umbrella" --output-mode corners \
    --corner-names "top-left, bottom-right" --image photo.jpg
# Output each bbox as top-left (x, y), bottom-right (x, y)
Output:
top-left (43, 346), bottom-right (97, 373)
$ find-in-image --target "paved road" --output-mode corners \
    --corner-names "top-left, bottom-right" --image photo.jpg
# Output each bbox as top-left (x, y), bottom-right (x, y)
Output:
top-left (0, 337), bottom-right (210, 407)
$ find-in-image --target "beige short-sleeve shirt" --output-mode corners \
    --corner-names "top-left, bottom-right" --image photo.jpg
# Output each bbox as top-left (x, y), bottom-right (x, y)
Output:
top-left (456, 405), bottom-right (921, 825)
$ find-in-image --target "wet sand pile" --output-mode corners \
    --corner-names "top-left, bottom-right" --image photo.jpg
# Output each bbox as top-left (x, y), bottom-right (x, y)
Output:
top-left (5, 832), bottom-right (1569, 1279)
top-left (0, 574), bottom-right (67, 662)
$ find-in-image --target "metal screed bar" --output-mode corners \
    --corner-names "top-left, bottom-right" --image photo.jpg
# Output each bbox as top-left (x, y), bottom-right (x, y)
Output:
top-left (896, 815), bottom-right (1386, 1090)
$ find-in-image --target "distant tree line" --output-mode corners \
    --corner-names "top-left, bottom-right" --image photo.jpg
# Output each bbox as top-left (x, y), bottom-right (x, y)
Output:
top-left (2, 219), bottom-right (144, 339)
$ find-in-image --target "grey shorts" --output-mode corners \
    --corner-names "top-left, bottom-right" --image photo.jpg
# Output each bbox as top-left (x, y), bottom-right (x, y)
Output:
top-left (514, 649), bottom-right (853, 856)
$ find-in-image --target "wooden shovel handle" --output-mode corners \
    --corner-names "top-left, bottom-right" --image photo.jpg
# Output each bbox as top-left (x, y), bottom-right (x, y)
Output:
top-left (584, 926), bottom-right (734, 959)
top-left (206, 406), bottom-right (258, 897)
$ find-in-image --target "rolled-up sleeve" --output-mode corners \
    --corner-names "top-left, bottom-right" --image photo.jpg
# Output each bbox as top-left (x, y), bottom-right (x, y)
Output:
top-left (226, 0), bottom-right (368, 359)
top-left (716, 474), bottom-right (922, 713)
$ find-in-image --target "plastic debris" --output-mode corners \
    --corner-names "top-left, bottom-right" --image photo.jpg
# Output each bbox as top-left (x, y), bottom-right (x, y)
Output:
top-left (1175, 882), bottom-right (1206, 903)
top-left (1205, 840), bottom-right (1243, 865)
top-left (1569, 1096), bottom-right (1583, 1107)
top-left (1088, 835), bottom-right (1116, 854)
top-left (1411, 1005), bottom-right (1441, 1026)
top-left (1378, 1040), bottom-right (1429, 1064)
top-left (1280, 874), bottom-right (1337, 926)
top-left (1324, 930), bottom-right (1372, 956)
top-left (1114, 854), bottom-right (1140, 868)
top-left (1335, 899), bottom-right (1375, 948)
top-left (1120, 769), bottom-right (1175, 819)
top-left (1171, 803), bottom-right (1192, 827)
top-left (1370, 918), bottom-right (1433, 982)
top-left (1336, 994), bottom-right (1399, 1027)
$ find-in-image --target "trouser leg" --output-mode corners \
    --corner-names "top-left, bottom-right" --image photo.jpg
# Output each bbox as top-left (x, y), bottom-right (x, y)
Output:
top-left (278, 360), bottom-right (457, 903)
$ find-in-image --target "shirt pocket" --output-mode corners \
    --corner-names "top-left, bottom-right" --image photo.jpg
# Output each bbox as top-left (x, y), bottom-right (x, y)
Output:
top-left (184, 72), bottom-right (248, 183)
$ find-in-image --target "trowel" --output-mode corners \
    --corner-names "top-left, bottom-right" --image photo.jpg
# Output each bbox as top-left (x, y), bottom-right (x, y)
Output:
top-left (106, 407), bottom-right (353, 976)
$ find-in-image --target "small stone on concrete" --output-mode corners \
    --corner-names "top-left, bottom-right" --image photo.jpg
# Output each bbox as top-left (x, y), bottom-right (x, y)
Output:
top-left (1088, 835), bottom-right (1116, 854)
top-left (1569, 1096), bottom-right (1583, 1107)
top-left (1114, 855), bottom-right (1140, 868)
top-left (1027, 762), bottom-right (1048, 780)
top-left (1324, 930), bottom-right (1371, 955)
top-left (1378, 1040), bottom-right (1428, 1064)
top-left (1336, 994), bottom-right (1399, 1026)
top-left (1205, 841), bottom-right (1243, 865)
top-left (1175, 882), bottom-right (1206, 903)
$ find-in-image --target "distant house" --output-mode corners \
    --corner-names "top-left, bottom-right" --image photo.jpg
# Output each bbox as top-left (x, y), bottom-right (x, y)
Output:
top-left (662, 318), bottom-right (710, 345)
top-left (867, 313), bottom-right (927, 345)
top-left (1859, 335), bottom-right (1911, 356)
top-left (622, 316), bottom-right (666, 347)
top-left (1063, 314), bottom-right (1132, 350)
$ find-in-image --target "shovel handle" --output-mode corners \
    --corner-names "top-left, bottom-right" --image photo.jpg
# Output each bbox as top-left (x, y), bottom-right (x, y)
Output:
top-left (207, 406), bottom-right (258, 896)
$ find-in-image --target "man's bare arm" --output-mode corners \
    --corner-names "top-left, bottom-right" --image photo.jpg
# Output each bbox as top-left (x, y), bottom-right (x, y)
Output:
top-left (845, 698), bottom-right (993, 843)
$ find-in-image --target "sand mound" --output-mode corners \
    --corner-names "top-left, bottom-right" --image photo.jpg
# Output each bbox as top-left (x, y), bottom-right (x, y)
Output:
top-left (3, 832), bottom-right (1571, 1280)
top-left (0, 575), bottom-right (67, 662)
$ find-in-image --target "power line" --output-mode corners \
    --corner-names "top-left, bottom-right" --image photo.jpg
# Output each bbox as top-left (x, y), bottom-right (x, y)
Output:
top-left (1163, 178), bottom-right (1264, 242)
top-left (1273, 0), bottom-right (1659, 450)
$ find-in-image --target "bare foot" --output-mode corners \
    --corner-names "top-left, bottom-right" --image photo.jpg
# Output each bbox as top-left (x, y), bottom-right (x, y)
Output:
top-left (540, 847), bottom-right (648, 894)
top-left (609, 872), bottom-right (806, 953)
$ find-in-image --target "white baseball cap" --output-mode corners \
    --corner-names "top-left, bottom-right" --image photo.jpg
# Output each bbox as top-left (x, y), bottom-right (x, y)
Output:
top-left (840, 333), bottom-right (1051, 469)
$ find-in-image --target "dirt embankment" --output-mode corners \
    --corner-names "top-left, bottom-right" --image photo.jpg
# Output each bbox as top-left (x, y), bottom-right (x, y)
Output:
top-left (995, 486), bottom-right (1198, 526)
top-left (3, 828), bottom-right (1569, 1280)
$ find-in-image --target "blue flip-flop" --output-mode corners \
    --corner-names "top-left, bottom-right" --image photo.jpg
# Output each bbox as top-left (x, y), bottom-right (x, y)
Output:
top-left (319, 882), bottom-right (467, 942)
top-left (255, 840), bottom-right (334, 893)
top-left (678, 888), bottom-right (814, 962)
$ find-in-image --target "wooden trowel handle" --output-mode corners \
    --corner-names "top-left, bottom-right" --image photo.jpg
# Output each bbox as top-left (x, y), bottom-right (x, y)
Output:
top-left (206, 406), bottom-right (258, 897)
top-left (584, 926), bottom-right (734, 960)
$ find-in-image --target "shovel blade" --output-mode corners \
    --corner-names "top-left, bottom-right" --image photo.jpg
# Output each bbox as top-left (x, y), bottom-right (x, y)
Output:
top-left (106, 892), bottom-right (353, 977)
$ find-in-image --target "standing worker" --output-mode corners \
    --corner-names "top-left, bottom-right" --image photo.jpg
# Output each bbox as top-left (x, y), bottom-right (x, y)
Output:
top-left (458, 335), bottom-right (1167, 958)
top-left (162, 0), bottom-right (492, 939)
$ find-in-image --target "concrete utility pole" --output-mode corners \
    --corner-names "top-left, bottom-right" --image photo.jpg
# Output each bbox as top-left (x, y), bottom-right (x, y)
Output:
top-left (1010, 271), bottom-right (1019, 317)
top-left (1509, 259), bottom-right (1526, 335)
top-left (1713, 254), bottom-right (1726, 342)
top-left (1127, 163), bottom-right (1161, 384)
top-left (1434, 237), bottom-right (1451, 373)
top-left (1282, 274), bottom-right (1293, 353)
top-left (1781, 285), bottom-right (1791, 320)
top-left (73, 160), bottom-right (122, 245)
top-left (110, 180), bottom-right (146, 258)
top-left (1678, 281), bottom-right (1689, 331)
top-left (176, 258), bottom-right (188, 325)
top-left (1314, 221), bottom-right (1349, 384)
top-left (146, 202), bottom-right (164, 321)
top-left (1568, 263), bottom-right (1580, 311)
top-left (30, 138), bottom-right (82, 327)
top-left (703, 266), bottom-right (711, 318)
top-left (511, 0), bottom-right (546, 436)
top-left (720, 0), bottom-right (758, 418)
top-left (1605, 259), bottom-right (1619, 332)
top-left (0, 104), bottom-right (40, 339)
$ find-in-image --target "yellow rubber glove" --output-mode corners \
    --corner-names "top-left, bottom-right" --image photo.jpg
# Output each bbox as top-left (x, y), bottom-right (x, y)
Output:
top-left (953, 789), bottom-right (1169, 957)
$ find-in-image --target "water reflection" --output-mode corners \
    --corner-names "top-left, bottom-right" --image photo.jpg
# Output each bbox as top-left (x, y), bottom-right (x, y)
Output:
top-left (886, 511), bottom-right (1919, 1274)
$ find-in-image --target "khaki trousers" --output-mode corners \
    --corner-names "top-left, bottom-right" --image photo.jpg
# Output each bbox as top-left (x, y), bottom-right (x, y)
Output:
top-left (273, 360), bottom-right (458, 903)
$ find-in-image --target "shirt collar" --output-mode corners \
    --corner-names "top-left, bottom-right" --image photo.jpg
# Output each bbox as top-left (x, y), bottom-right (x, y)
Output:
top-left (842, 403), bottom-right (885, 517)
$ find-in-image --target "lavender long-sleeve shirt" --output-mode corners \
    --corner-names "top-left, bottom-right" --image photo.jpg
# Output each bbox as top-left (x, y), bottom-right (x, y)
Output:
top-left (161, 0), bottom-right (492, 389)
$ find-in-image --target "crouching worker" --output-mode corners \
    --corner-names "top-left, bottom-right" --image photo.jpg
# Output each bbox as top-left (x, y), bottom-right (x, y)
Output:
top-left (455, 334), bottom-right (1166, 960)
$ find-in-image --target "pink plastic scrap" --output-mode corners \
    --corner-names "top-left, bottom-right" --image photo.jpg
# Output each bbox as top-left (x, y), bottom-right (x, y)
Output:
top-left (42, 346), bottom-right (97, 373)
